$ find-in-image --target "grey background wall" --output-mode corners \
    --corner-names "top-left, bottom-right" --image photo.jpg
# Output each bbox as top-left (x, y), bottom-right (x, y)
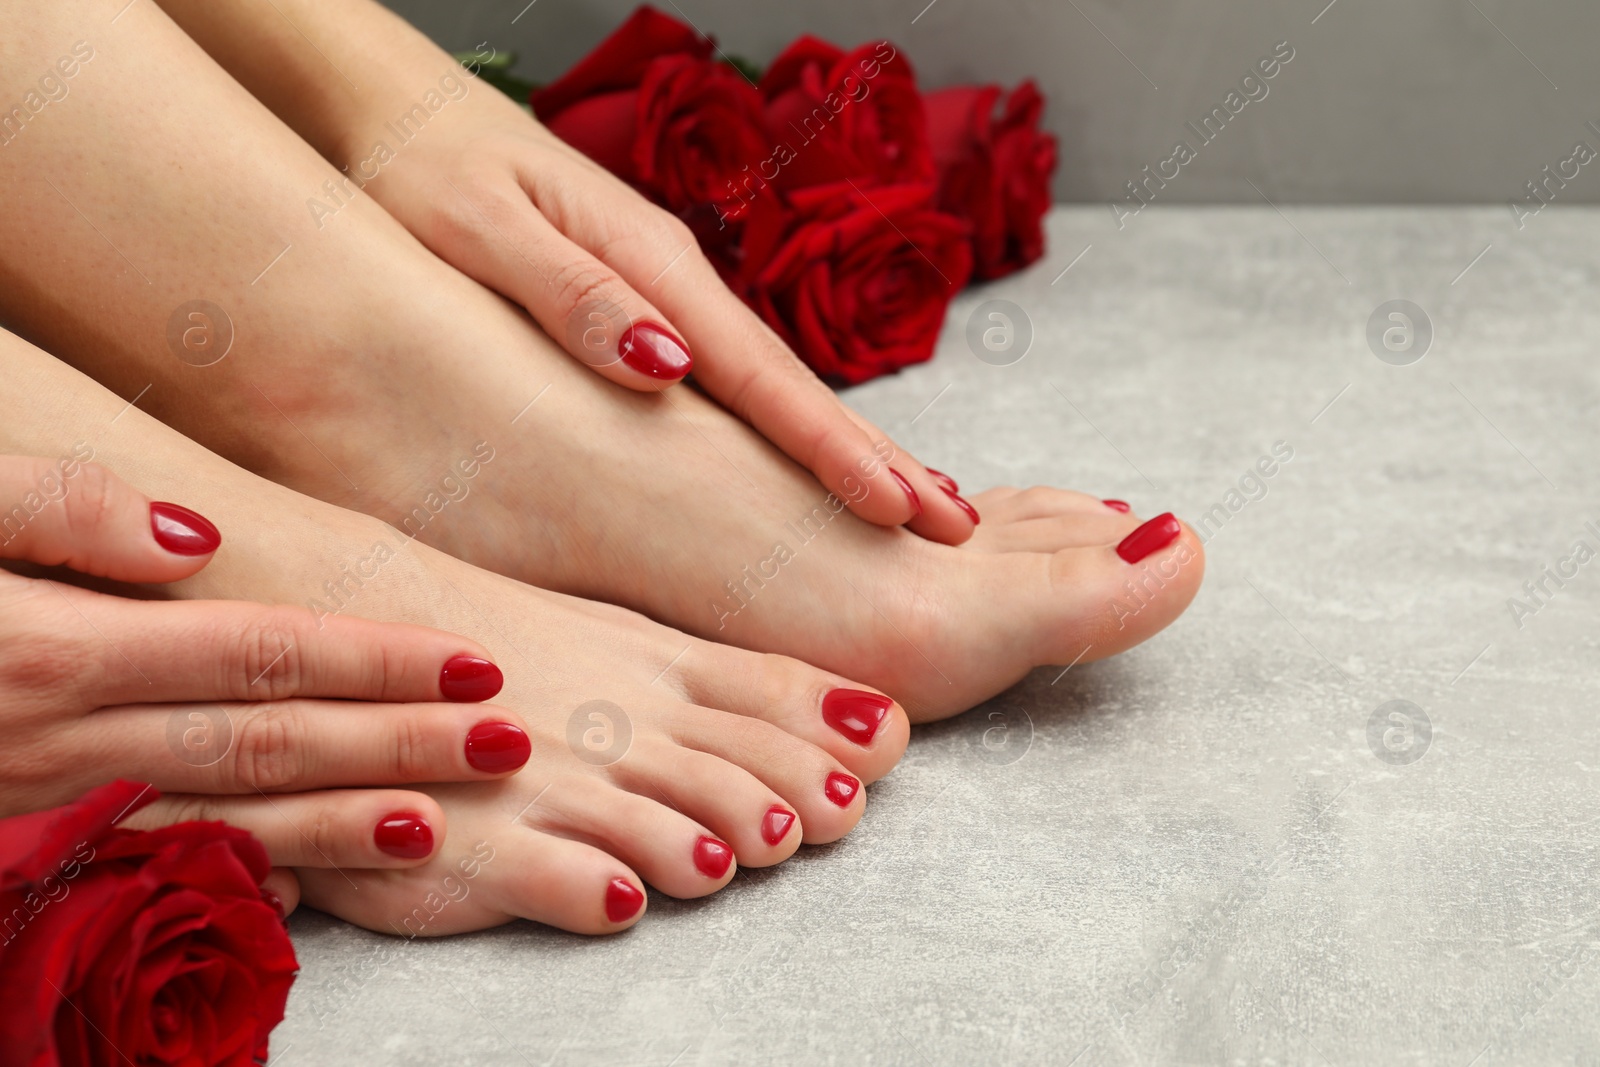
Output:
top-left (379, 0), bottom-right (1600, 204)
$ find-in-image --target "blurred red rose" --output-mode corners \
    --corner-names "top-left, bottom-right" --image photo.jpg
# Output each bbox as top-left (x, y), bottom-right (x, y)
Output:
top-left (759, 37), bottom-right (933, 191)
top-left (531, 5), bottom-right (771, 256)
top-left (924, 80), bottom-right (1058, 279)
top-left (743, 182), bottom-right (972, 383)
top-left (0, 780), bottom-right (297, 1067)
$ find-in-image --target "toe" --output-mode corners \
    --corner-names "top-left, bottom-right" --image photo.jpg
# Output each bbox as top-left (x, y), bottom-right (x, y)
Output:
top-left (969, 510), bottom-right (1139, 553)
top-left (970, 486), bottom-right (1133, 525)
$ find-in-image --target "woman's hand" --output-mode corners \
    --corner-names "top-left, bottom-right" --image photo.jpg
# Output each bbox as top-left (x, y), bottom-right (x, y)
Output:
top-left (0, 455), bottom-right (532, 892)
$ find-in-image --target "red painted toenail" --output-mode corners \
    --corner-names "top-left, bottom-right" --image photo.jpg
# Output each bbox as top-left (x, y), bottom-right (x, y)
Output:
top-left (1102, 499), bottom-right (1131, 512)
top-left (605, 878), bottom-right (645, 922)
top-left (889, 468), bottom-right (921, 518)
top-left (761, 806), bottom-right (796, 845)
top-left (824, 772), bottom-right (860, 808)
top-left (822, 688), bottom-right (892, 746)
top-left (440, 655), bottom-right (504, 702)
top-left (939, 485), bottom-right (981, 525)
top-left (693, 836), bottom-right (734, 878)
top-left (1116, 512), bottom-right (1182, 563)
top-left (464, 721), bottom-right (531, 773)
top-left (927, 468), bottom-right (959, 493)
top-left (374, 812), bottom-right (434, 859)
top-left (618, 322), bottom-right (693, 380)
top-left (149, 502), bottom-right (222, 556)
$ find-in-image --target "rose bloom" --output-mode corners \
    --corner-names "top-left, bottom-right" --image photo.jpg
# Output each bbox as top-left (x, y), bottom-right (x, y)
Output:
top-left (924, 81), bottom-right (1058, 279)
top-left (743, 182), bottom-right (972, 384)
top-left (0, 781), bottom-right (297, 1067)
top-left (760, 36), bottom-right (934, 191)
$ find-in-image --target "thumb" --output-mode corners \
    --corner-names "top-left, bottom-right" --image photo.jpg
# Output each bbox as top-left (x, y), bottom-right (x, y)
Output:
top-left (0, 454), bottom-right (221, 583)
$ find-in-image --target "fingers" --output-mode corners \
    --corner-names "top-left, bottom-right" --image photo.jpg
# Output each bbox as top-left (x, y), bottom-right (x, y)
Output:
top-left (0, 456), bottom-right (219, 583)
top-left (433, 171), bottom-right (692, 388)
top-left (69, 698), bottom-right (533, 794)
top-left (132, 790), bottom-right (448, 869)
top-left (55, 594), bottom-right (505, 709)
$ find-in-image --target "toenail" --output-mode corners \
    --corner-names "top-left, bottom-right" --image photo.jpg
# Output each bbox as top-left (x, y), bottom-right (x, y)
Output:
top-left (1102, 499), bottom-right (1131, 513)
top-left (618, 322), bottom-right (693, 380)
top-left (374, 812), bottom-right (434, 859)
top-left (822, 688), bottom-right (892, 746)
top-left (693, 835), bottom-right (734, 878)
top-left (464, 721), bottom-right (531, 773)
top-left (824, 772), bottom-right (860, 808)
top-left (927, 468), bottom-right (959, 493)
top-left (439, 655), bottom-right (504, 702)
top-left (889, 468), bottom-right (921, 518)
top-left (1116, 512), bottom-right (1182, 563)
top-left (604, 878), bottom-right (645, 922)
top-left (939, 485), bottom-right (981, 525)
top-left (761, 806), bottom-right (796, 846)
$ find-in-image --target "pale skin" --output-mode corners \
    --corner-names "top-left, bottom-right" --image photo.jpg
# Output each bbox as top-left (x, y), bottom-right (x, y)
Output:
top-left (0, 334), bottom-right (912, 934)
top-left (0, 0), bottom-right (1206, 726)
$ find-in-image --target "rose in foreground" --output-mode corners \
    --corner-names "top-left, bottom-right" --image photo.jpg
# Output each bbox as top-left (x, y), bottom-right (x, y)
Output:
top-left (925, 81), bottom-right (1058, 279)
top-left (0, 780), bottom-right (297, 1067)
top-left (744, 182), bottom-right (973, 384)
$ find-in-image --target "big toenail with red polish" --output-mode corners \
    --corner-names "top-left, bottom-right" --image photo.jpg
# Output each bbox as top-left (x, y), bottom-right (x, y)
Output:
top-left (1116, 512), bottom-right (1182, 563)
top-left (822, 688), bottom-right (892, 746)
top-left (618, 322), bottom-right (693, 380)
top-left (439, 655), bottom-right (504, 702)
top-left (889, 468), bottom-right (921, 517)
top-left (761, 806), bottom-right (796, 846)
top-left (605, 878), bottom-right (645, 922)
top-left (927, 468), bottom-right (959, 493)
top-left (149, 502), bottom-right (222, 556)
top-left (694, 836), bottom-right (734, 878)
top-left (1102, 499), bottom-right (1131, 512)
top-left (824, 772), bottom-right (860, 807)
top-left (940, 486), bottom-right (981, 525)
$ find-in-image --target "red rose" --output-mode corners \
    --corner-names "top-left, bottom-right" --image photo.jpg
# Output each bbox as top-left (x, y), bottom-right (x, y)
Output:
top-left (743, 182), bottom-right (972, 384)
top-left (0, 781), bottom-right (297, 1067)
top-left (760, 37), bottom-right (933, 191)
top-left (531, 5), bottom-right (771, 257)
top-left (924, 81), bottom-right (1058, 279)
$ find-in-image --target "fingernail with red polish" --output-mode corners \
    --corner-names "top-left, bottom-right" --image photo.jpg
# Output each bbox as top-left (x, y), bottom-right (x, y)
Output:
top-left (824, 772), bottom-right (860, 808)
top-left (374, 812), bottom-right (434, 859)
top-left (694, 835), bottom-right (733, 879)
top-left (1102, 499), bottom-right (1131, 513)
top-left (889, 468), bottom-right (921, 518)
top-left (940, 486), bottom-right (981, 525)
top-left (605, 878), bottom-right (645, 922)
top-left (149, 502), bottom-right (222, 556)
top-left (440, 655), bottom-right (503, 702)
top-left (464, 721), bottom-right (531, 773)
top-left (618, 323), bottom-right (692, 380)
top-left (1116, 512), bottom-right (1182, 563)
top-left (822, 688), bottom-right (892, 746)
top-left (927, 468), bottom-right (959, 493)
top-left (761, 806), bottom-right (796, 846)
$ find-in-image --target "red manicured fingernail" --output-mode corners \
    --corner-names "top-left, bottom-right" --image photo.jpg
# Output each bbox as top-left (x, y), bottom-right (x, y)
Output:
top-left (464, 721), bottom-right (530, 773)
top-left (939, 486), bottom-right (981, 525)
top-left (761, 806), bottom-right (796, 846)
top-left (149, 502), bottom-right (221, 556)
top-left (693, 835), bottom-right (733, 878)
top-left (1103, 499), bottom-right (1131, 513)
top-left (1116, 512), bottom-right (1182, 563)
top-left (618, 322), bottom-right (692, 380)
top-left (927, 468), bottom-right (959, 493)
top-left (604, 877), bottom-right (644, 922)
top-left (822, 688), bottom-right (892, 746)
top-left (374, 812), bottom-right (434, 859)
top-left (824, 772), bottom-right (860, 808)
top-left (889, 468), bottom-right (921, 518)
top-left (440, 655), bottom-right (503, 702)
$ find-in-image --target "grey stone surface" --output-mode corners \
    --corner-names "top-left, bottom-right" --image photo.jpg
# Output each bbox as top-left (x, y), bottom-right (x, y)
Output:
top-left (271, 207), bottom-right (1600, 1066)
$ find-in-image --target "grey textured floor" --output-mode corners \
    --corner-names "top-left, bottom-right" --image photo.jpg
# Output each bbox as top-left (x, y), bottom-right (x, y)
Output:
top-left (271, 207), bottom-right (1600, 1066)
